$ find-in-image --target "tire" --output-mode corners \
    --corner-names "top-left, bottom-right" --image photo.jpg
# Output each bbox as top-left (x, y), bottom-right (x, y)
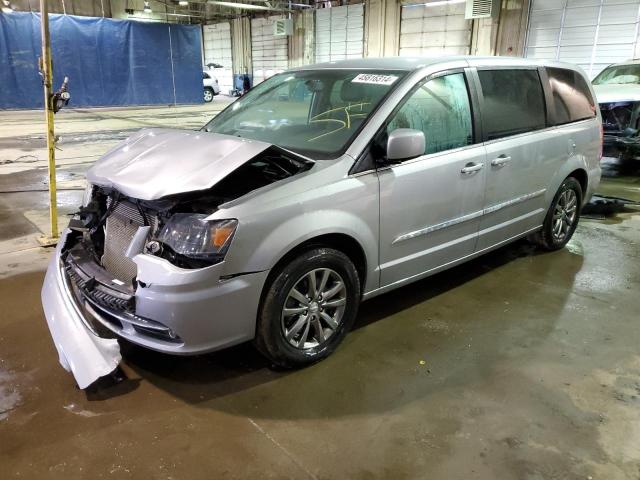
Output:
top-left (203, 87), bottom-right (214, 102)
top-left (255, 247), bottom-right (361, 368)
top-left (532, 177), bottom-right (583, 251)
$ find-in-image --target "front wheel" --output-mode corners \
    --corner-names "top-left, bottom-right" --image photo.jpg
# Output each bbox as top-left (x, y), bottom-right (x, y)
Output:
top-left (203, 87), bottom-right (214, 102)
top-left (533, 177), bottom-right (583, 251)
top-left (255, 248), bottom-right (361, 368)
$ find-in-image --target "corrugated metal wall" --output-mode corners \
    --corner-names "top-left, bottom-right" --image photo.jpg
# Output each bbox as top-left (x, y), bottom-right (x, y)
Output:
top-left (399, 1), bottom-right (472, 57)
top-left (315, 4), bottom-right (364, 63)
top-left (251, 15), bottom-right (288, 84)
top-left (525, 0), bottom-right (640, 78)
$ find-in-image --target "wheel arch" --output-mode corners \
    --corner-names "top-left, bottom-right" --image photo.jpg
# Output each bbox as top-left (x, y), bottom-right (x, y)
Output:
top-left (264, 232), bottom-right (368, 295)
top-left (567, 168), bottom-right (588, 198)
top-left (546, 154), bottom-right (590, 208)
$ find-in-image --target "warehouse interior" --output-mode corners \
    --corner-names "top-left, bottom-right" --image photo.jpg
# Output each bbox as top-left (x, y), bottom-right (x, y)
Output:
top-left (1, 0), bottom-right (640, 478)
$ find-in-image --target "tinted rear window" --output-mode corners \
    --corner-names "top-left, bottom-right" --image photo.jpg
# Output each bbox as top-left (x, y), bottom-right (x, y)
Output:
top-left (546, 67), bottom-right (596, 125)
top-left (477, 69), bottom-right (547, 140)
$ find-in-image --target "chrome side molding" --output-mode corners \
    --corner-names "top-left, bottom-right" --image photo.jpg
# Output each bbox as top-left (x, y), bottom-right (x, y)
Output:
top-left (393, 188), bottom-right (547, 245)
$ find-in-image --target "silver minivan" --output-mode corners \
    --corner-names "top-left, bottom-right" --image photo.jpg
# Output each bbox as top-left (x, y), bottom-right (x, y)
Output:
top-left (42, 57), bottom-right (601, 381)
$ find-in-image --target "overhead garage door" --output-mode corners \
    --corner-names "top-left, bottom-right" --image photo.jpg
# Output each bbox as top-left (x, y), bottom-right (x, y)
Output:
top-left (399, 1), bottom-right (472, 57)
top-left (202, 22), bottom-right (233, 95)
top-left (315, 4), bottom-right (364, 63)
top-left (251, 16), bottom-right (288, 84)
top-left (525, 0), bottom-right (640, 78)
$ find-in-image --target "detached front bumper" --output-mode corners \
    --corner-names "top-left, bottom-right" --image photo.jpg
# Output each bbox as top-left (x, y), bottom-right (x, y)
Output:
top-left (42, 230), bottom-right (269, 362)
top-left (41, 237), bottom-right (121, 389)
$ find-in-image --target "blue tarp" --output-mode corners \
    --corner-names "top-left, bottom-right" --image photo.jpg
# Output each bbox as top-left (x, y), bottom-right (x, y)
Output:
top-left (0, 12), bottom-right (203, 109)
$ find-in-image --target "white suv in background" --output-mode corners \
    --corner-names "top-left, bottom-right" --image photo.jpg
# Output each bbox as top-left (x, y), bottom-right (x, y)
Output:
top-left (203, 71), bottom-right (220, 102)
top-left (592, 59), bottom-right (640, 160)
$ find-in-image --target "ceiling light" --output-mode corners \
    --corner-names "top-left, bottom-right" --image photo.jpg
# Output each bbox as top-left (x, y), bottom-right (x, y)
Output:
top-left (143, 1), bottom-right (152, 13)
top-left (403, 0), bottom-right (465, 7)
top-left (207, 1), bottom-right (285, 11)
top-left (179, 1), bottom-right (189, 5)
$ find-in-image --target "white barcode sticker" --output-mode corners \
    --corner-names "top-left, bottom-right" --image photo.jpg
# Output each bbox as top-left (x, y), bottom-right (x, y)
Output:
top-left (351, 73), bottom-right (399, 86)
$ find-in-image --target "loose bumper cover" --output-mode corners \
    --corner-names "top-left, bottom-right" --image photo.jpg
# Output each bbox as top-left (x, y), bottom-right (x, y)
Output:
top-left (41, 230), bottom-right (268, 388)
top-left (41, 242), bottom-right (121, 389)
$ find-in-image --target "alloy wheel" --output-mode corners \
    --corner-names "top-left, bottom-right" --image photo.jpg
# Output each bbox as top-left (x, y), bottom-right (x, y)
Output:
top-left (281, 268), bottom-right (347, 349)
top-left (552, 188), bottom-right (578, 241)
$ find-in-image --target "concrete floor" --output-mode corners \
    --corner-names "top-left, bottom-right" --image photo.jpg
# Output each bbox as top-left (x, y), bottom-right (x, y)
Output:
top-left (1, 103), bottom-right (639, 479)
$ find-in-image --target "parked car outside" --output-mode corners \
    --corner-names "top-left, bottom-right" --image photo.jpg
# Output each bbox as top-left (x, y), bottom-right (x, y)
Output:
top-left (42, 57), bottom-right (601, 386)
top-left (203, 70), bottom-right (220, 102)
top-left (592, 59), bottom-right (640, 160)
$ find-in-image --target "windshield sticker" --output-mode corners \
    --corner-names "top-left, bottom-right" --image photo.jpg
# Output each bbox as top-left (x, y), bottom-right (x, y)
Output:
top-left (351, 74), bottom-right (398, 86)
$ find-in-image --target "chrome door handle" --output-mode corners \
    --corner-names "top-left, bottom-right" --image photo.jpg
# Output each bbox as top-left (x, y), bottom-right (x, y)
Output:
top-left (491, 156), bottom-right (511, 167)
top-left (461, 162), bottom-right (483, 174)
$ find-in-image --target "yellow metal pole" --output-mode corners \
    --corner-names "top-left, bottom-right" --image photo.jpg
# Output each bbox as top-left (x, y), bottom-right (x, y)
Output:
top-left (40, 0), bottom-right (59, 243)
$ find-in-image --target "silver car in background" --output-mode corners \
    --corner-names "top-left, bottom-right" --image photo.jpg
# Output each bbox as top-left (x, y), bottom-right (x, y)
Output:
top-left (42, 57), bottom-right (601, 375)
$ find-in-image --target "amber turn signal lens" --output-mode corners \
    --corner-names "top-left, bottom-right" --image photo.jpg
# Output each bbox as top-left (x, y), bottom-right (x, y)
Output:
top-left (211, 226), bottom-right (234, 248)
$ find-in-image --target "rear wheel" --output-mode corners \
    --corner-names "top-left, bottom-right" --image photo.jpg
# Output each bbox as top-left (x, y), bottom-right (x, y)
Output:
top-left (203, 87), bottom-right (214, 102)
top-left (533, 177), bottom-right (583, 251)
top-left (255, 247), bottom-right (361, 368)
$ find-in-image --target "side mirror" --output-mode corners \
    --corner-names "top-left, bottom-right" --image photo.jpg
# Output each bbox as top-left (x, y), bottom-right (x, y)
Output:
top-left (386, 128), bottom-right (425, 162)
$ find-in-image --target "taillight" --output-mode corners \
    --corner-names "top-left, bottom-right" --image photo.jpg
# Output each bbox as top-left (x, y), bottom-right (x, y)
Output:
top-left (599, 122), bottom-right (604, 160)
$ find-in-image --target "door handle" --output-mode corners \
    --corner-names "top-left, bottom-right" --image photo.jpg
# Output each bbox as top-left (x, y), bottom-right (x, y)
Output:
top-left (491, 155), bottom-right (511, 167)
top-left (461, 162), bottom-right (483, 174)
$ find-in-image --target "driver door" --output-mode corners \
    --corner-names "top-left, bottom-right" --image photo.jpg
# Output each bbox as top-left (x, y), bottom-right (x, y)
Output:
top-left (377, 71), bottom-right (487, 287)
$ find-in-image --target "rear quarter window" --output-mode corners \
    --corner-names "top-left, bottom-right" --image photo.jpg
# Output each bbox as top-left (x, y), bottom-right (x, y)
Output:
top-left (546, 67), bottom-right (596, 125)
top-left (477, 69), bottom-right (547, 140)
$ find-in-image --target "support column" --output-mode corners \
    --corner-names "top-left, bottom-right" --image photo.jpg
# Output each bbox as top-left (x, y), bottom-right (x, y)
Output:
top-left (39, 0), bottom-right (59, 243)
top-left (495, 0), bottom-right (531, 57)
top-left (289, 10), bottom-right (315, 68)
top-left (471, 0), bottom-right (531, 57)
top-left (364, 0), bottom-right (400, 58)
top-left (231, 16), bottom-right (252, 90)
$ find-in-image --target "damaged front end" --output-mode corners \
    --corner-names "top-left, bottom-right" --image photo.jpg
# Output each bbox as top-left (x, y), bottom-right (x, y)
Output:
top-left (599, 100), bottom-right (640, 159)
top-left (42, 130), bottom-right (313, 388)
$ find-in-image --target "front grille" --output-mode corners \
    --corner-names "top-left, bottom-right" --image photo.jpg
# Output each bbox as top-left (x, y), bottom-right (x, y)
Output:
top-left (102, 199), bottom-right (157, 283)
top-left (65, 263), bottom-right (134, 313)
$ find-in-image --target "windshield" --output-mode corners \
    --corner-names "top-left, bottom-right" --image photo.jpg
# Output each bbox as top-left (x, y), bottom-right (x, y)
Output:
top-left (593, 64), bottom-right (640, 85)
top-left (202, 70), bottom-right (407, 159)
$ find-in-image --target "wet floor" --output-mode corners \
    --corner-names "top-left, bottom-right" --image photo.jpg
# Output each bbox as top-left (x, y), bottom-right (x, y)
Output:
top-left (1, 215), bottom-right (639, 479)
top-left (0, 106), bottom-right (639, 479)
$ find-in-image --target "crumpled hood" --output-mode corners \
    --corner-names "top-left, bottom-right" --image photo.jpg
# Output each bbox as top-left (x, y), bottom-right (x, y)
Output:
top-left (87, 128), bottom-right (272, 200)
top-left (593, 83), bottom-right (640, 104)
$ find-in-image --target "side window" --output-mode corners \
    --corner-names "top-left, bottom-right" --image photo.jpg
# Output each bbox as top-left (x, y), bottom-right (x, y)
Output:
top-left (477, 69), bottom-right (546, 140)
top-left (546, 67), bottom-right (596, 125)
top-left (387, 73), bottom-right (473, 155)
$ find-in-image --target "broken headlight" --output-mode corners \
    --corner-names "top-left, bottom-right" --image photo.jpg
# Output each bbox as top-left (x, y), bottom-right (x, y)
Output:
top-left (156, 214), bottom-right (237, 266)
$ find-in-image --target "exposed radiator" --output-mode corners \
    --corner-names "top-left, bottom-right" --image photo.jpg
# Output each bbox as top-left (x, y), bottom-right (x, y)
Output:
top-left (102, 199), bottom-right (157, 283)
